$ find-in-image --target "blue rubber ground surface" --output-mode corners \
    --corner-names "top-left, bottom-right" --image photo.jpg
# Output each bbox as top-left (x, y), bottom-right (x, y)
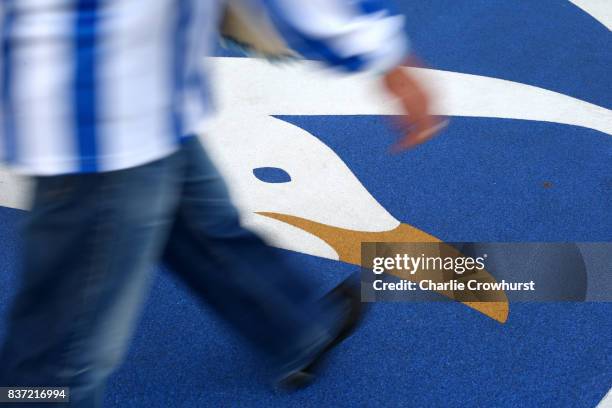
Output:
top-left (1, 1), bottom-right (611, 407)
top-left (0, 208), bottom-right (610, 407)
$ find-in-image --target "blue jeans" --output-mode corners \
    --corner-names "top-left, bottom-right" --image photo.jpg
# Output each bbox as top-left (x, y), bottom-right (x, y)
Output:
top-left (0, 136), bottom-right (339, 407)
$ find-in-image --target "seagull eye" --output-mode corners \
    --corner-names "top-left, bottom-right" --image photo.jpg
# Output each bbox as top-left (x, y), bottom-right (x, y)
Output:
top-left (253, 167), bottom-right (292, 183)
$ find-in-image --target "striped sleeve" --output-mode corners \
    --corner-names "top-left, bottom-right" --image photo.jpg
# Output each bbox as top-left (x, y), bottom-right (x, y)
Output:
top-left (264, 0), bottom-right (409, 73)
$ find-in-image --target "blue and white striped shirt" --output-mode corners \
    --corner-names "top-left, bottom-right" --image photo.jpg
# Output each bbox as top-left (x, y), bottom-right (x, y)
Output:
top-left (0, 0), bottom-right (407, 175)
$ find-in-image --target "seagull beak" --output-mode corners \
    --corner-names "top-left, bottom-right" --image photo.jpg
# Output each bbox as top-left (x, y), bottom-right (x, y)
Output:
top-left (257, 212), bottom-right (509, 323)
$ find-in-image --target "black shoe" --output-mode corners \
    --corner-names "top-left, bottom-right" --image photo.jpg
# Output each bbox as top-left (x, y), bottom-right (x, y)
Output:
top-left (276, 273), bottom-right (368, 391)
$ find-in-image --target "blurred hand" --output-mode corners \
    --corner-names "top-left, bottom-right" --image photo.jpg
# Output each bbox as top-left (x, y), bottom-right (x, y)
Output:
top-left (382, 57), bottom-right (446, 152)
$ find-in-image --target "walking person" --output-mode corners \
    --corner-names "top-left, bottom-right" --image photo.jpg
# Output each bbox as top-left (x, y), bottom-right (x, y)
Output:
top-left (0, 1), bottom-right (441, 406)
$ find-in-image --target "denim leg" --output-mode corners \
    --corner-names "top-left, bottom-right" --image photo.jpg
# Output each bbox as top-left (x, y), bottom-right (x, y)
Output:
top-left (162, 137), bottom-right (340, 374)
top-left (0, 154), bottom-right (182, 407)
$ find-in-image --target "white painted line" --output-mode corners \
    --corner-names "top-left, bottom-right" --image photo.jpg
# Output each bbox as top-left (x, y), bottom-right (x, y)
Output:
top-left (597, 386), bottom-right (612, 408)
top-left (569, 0), bottom-right (612, 30)
top-left (210, 58), bottom-right (612, 136)
top-left (0, 168), bottom-right (30, 211)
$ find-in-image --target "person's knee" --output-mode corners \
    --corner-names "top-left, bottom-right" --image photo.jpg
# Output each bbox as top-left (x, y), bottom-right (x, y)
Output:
top-left (183, 198), bottom-right (252, 239)
top-left (200, 211), bottom-right (248, 239)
